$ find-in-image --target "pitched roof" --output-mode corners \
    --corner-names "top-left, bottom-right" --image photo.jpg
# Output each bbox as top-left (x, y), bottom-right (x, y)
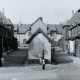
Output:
top-left (65, 9), bottom-right (80, 26)
top-left (26, 28), bottom-right (51, 43)
top-left (47, 24), bottom-right (57, 32)
top-left (14, 17), bottom-right (44, 34)
top-left (30, 17), bottom-right (43, 28)
top-left (47, 24), bottom-right (64, 34)
top-left (14, 24), bottom-right (30, 34)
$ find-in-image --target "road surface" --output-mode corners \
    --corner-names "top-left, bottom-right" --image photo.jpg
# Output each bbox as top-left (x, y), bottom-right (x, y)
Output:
top-left (1, 48), bottom-right (80, 80)
top-left (0, 57), bottom-right (80, 80)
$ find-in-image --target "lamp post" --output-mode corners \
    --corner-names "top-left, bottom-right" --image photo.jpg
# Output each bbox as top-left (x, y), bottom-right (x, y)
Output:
top-left (42, 49), bottom-right (45, 70)
top-left (49, 31), bottom-right (56, 64)
top-left (42, 49), bottom-right (44, 59)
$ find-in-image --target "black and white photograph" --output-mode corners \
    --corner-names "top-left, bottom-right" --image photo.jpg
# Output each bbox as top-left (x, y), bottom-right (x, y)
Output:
top-left (0, 0), bottom-right (80, 80)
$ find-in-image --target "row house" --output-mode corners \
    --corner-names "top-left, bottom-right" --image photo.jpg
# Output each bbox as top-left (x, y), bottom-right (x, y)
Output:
top-left (63, 9), bottom-right (80, 56)
top-left (0, 24), bottom-right (12, 51)
top-left (14, 24), bottom-right (30, 47)
top-left (63, 23), bottom-right (80, 57)
top-left (0, 19), bottom-right (17, 53)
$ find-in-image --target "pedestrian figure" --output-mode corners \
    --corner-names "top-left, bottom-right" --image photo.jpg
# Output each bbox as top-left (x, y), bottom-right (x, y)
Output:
top-left (42, 59), bottom-right (45, 70)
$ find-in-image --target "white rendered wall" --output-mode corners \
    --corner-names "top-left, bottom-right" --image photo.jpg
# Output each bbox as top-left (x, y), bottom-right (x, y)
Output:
top-left (28, 33), bottom-right (51, 61)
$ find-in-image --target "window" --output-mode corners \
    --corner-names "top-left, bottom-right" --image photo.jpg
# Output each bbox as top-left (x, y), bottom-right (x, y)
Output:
top-left (68, 31), bottom-right (71, 38)
top-left (75, 27), bottom-right (78, 36)
top-left (78, 26), bottom-right (80, 34)
top-left (71, 29), bottom-right (74, 37)
top-left (72, 28), bottom-right (75, 37)
top-left (23, 39), bottom-right (27, 44)
top-left (73, 28), bottom-right (75, 37)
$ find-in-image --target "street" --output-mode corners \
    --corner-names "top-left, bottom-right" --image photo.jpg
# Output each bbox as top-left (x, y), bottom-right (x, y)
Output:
top-left (0, 48), bottom-right (79, 80)
top-left (0, 55), bottom-right (80, 80)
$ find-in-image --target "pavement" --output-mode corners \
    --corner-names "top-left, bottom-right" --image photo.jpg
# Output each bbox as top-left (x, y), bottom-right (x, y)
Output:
top-left (0, 56), bottom-right (80, 80)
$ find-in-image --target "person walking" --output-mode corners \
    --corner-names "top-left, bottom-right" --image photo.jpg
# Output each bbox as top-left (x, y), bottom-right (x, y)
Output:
top-left (42, 59), bottom-right (45, 70)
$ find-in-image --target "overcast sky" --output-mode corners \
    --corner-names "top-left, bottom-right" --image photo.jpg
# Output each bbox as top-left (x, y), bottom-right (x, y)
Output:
top-left (0, 0), bottom-right (80, 24)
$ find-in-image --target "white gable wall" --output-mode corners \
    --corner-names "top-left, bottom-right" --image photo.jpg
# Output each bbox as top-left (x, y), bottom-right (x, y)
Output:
top-left (28, 33), bottom-right (51, 61)
top-left (31, 19), bottom-right (47, 34)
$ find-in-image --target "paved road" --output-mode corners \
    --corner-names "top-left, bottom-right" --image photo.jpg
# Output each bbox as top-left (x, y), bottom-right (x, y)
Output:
top-left (1, 48), bottom-right (80, 80)
top-left (0, 57), bottom-right (80, 80)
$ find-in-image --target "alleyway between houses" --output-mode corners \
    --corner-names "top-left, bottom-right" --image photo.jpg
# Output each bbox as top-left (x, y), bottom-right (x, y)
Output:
top-left (0, 48), bottom-right (80, 80)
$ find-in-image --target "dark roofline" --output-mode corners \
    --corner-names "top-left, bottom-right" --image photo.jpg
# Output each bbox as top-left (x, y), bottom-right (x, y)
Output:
top-left (18, 17), bottom-right (43, 35)
top-left (30, 17), bottom-right (43, 28)
top-left (67, 23), bottom-right (80, 31)
top-left (56, 31), bottom-right (63, 35)
top-left (69, 25), bottom-right (77, 30)
top-left (17, 29), bottom-right (30, 34)
top-left (63, 23), bottom-right (80, 30)
top-left (0, 24), bottom-right (10, 31)
top-left (69, 23), bottom-right (80, 30)
top-left (63, 25), bottom-right (71, 29)
top-left (17, 33), bottom-right (26, 34)
top-left (4, 24), bottom-right (14, 26)
top-left (16, 19), bottom-right (42, 34)
top-left (26, 28), bottom-right (51, 44)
